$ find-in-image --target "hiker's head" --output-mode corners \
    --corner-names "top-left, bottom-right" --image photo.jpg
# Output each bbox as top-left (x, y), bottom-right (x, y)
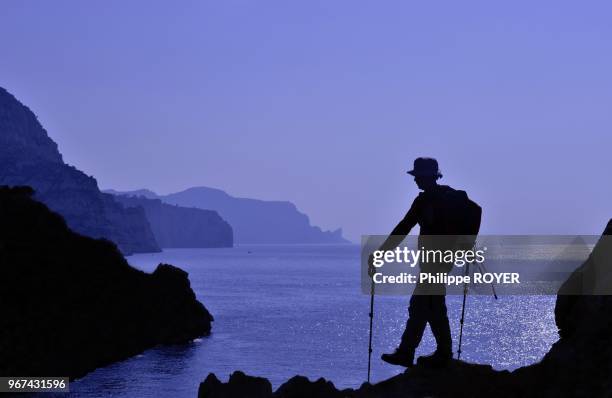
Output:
top-left (413, 175), bottom-right (438, 190)
top-left (407, 157), bottom-right (442, 191)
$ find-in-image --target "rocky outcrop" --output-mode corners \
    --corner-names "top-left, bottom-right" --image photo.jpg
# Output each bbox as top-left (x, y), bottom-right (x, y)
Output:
top-left (519, 218), bottom-right (612, 397)
top-left (112, 187), bottom-right (349, 244)
top-left (112, 195), bottom-right (233, 248)
top-left (198, 220), bottom-right (612, 398)
top-left (0, 87), bottom-right (160, 254)
top-left (0, 186), bottom-right (212, 379)
top-left (198, 362), bottom-right (515, 398)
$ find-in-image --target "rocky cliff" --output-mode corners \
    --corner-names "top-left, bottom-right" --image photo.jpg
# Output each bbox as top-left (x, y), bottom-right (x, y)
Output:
top-left (0, 186), bottom-right (212, 379)
top-left (112, 187), bottom-right (349, 244)
top-left (198, 220), bottom-right (612, 398)
top-left (113, 195), bottom-right (233, 248)
top-left (0, 87), bottom-right (159, 254)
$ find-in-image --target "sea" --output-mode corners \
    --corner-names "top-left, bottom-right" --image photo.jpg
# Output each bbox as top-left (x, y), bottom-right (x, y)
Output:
top-left (68, 244), bottom-right (558, 397)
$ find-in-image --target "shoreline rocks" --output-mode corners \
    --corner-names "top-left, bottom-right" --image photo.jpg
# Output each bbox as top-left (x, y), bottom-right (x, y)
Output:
top-left (0, 186), bottom-right (213, 379)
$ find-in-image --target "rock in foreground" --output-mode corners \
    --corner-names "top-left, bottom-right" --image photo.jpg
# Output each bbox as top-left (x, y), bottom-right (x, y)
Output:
top-left (0, 186), bottom-right (213, 379)
top-left (198, 362), bottom-right (515, 398)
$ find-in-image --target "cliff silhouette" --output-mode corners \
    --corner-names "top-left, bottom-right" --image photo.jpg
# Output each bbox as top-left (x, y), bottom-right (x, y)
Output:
top-left (0, 186), bottom-right (212, 379)
top-left (0, 87), bottom-right (159, 254)
top-left (198, 220), bottom-right (612, 398)
top-left (110, 187), bottom-right (349, 244)
top-left (113, 195), bottom-right (233, 248)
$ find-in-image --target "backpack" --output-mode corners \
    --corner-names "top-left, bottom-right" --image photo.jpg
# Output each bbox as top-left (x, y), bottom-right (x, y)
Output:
top-left (418, 188), bottom-right (482, 274)
top-left (439, 189), bottom-right (482, 250)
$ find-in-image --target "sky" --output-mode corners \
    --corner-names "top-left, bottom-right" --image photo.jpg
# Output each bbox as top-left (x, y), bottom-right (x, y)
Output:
top-left (1, 1), bottom-right (610, 241)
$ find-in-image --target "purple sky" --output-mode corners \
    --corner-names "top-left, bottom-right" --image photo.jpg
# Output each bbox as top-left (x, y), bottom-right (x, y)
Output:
top-left (2, 1), bottom-right (610, 241)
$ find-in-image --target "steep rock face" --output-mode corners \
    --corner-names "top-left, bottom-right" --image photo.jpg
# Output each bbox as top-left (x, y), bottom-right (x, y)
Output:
top-left (0, 88), bottom-right (62, 164)
top-left (0, 186), bottom-right (212, 379)
top-left (115, 187), bottom-right (349, 244)
top-left (113, 195), bottom-right (233, 248)
top-left (198, 220), bottom-right (612, 398)
top-left (0, 87), bottom-right (159, 254)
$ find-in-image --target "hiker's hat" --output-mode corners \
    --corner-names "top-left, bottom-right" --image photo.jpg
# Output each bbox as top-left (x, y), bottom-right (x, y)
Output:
top-left (407, 157), bottom-right (443, 178)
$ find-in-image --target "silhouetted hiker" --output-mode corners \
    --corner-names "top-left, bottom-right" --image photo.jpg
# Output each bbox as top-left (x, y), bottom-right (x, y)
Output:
top-left (370, 157), bottom-right (481, 369)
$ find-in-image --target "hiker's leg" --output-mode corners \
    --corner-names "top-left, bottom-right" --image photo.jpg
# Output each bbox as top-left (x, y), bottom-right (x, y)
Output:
top-left (398, 294), bottom-right (428, 353)
top-left (428, 295), bottom-right (452, 356)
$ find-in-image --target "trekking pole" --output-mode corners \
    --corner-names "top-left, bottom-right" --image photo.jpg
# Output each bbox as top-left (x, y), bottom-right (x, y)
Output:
top-left (457, 261), bottom-right (469, 360)
top-left (476, 262), bottom-right (498, 300)
top-left (367, 279), bottom-right (375, 383)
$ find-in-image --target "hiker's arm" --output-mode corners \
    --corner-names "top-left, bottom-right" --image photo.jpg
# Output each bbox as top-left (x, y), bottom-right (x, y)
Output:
top-left (367, 197), bottom-right (420, 276)
top-left (378, 199), bottom-right (419, 252)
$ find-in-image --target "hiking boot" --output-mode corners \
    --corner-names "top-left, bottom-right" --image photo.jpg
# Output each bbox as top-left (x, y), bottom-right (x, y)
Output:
top-left (381, 349), bottom-right (414, 368)
top-left (416, 350), bottom-right (452, 368)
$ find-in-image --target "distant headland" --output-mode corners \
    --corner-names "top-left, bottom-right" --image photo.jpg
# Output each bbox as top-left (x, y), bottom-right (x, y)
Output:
top-left (107, 187), bottom-right (350, 245)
